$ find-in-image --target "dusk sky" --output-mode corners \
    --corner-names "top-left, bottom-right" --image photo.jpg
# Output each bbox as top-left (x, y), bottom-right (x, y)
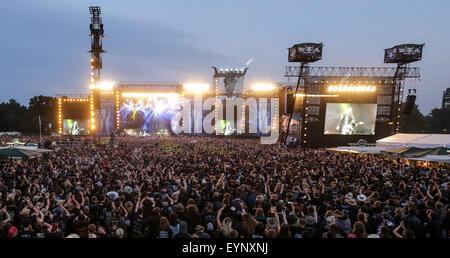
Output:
top-left (1, 0), bottom-right (449, 114)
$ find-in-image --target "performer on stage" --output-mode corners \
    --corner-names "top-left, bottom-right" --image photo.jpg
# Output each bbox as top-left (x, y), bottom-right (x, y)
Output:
top-left (336, 107), bottom-right (363, 135)
top-left (71, 121), bottom-right (81, 135)
top-left (224, 121), bottom-right (236, 135)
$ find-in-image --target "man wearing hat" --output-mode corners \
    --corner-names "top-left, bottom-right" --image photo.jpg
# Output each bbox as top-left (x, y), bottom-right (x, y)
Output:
top-left (7, 226), bottom-right (18, 238)
top-left (357, 194), bottom-right (367, 203)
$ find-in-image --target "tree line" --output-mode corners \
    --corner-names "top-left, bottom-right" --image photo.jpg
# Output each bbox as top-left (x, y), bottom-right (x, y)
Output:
top-left (0, 96), bottom-right (57, 135)
top-left (0, 96), bottom-right (448, 135)
top-left (399, 104), bottom-right (450, 134)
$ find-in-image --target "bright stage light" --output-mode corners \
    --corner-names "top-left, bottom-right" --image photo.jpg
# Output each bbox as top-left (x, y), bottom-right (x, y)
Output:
top-left (90, 81), bottom-right (116, 90)
top-left (183, 83), bottom-right (210, 92)
top-left (121, 92), bottom-right (179, 98)
top-left (327, 85), bottom-right (376, 93)
top-left (295, 94), bottom-right (339, 98)
top-left (155, 101), bottom-right (168, 115)
top-left (251, 83), bottom-right (276, 91)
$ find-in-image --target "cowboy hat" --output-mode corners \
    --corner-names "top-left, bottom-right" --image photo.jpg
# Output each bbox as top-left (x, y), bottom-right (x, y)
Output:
top-left (357, 194), bottom-right (367, 202)
top-left (346, 199), bottom-right (357, 206)
top-left (344, 192), bottom-right (353, 199)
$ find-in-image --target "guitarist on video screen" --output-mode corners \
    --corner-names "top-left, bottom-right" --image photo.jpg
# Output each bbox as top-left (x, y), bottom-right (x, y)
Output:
top-left (336, 107), bottom-right (363, 135)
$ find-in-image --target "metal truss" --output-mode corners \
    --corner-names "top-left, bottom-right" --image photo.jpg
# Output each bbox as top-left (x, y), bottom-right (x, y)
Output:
top-left (285, 66), bottom-right (421, 79)
top-left (55, 94), bottom-right (90, 99)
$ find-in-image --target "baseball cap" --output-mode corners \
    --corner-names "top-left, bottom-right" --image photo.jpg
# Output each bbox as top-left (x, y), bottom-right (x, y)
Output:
top-left (7, 226), bottom-right (18, 237)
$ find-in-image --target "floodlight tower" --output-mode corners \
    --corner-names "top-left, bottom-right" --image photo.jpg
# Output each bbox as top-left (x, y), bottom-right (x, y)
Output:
top-left (88, 6), bottom-right (106, 137)
top-left (89, 6), bottom-right (105, 85)
top-left (384, 44), bottom-right (424, 134)
top-left (283, 43), bottom-right (323, 146)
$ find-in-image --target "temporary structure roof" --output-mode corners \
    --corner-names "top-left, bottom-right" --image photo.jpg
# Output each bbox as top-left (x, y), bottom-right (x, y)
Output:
top-left (376, 134), bottom-right (450, 148)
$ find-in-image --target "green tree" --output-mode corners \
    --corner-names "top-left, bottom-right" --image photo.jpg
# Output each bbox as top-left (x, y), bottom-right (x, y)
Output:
top-left (28, 95), bottom-right (57, 135)
top-left (426, 107), bottom-right (450, 133)
top-left (399, 104), bottom-right (427, 133)
top-left (0, 99), bottom-right (30, 132)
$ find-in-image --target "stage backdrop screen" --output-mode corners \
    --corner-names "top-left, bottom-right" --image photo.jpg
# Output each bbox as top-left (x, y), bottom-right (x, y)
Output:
top-left (63, 119), bottom-right (90, 135)
top-left (324, 103), bottom-right (377, 135)
top-left (119, 94), bottom-right (181, 133)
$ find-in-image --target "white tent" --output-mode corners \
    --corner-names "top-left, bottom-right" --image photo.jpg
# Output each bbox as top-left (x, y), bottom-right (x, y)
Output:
top-left (328, 146), bottom-right (389, 154)
top-left (409, 155), bottom-right (450, 163)
top-left (376, 134), bottom-right (450, 148)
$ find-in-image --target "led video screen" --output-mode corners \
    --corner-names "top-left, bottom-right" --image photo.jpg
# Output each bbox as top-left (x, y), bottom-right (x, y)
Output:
top-left (119, 94), bottom-right (181, 133)
top-left (324, 103), bottom-right (377, 135)
top-left (63, 119), bottom-right (90, 135)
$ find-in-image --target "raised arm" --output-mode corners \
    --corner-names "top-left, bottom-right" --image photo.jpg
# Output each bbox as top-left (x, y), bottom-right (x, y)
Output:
top-left (135, 192), bottom-right (141, 213)
top-left (217, 206), bottom-right (224, 230)
top-left (120, 202), bottom-right (128, 217)
top-left (1, 207), bottom-right (11, 224)
top-left (392, 221), bottom-right (404, 238)
top-left (282, 209), bottom-right (288, 225)
top-left (275, 209), bottom-right (281, 232)
top-left (72, 195), bottom-right (81, 210)
top-left (312, 205), bottom-right (318, 223)
top-left (59, 202), bottom-right (72, 217)
top-left (79, 191), bottom-right (85, 207)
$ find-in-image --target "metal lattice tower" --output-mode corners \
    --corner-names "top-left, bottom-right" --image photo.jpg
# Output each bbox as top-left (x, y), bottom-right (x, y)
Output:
top-left (391, 64), bottom-right (408, 134)
top-left (89, 6), bottom-right (105, 85)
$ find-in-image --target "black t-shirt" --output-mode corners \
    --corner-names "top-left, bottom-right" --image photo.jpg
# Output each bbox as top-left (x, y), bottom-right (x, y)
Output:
top-left (19, 229), bottom-right (36, 238)
top-left (131, 213), bottom-right (144, 236)
top-left (147, 215), bottom-right (161, 238)
top-left (290, 225), bottom-right (304, 238)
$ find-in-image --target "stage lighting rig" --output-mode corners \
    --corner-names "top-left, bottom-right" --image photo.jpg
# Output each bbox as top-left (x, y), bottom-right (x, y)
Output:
top-left (327, 85), bottom-right (377, 93)
top-left (212, 67), bottom-right (248, 97)
top-left (183, 83), bottom-right (210, 93)
top-left (251, 83), bottom-right (276, 92)
top-left (384, 44), bottom-right (424, 134)
top-left (284, 43), bottom-right (323, 146)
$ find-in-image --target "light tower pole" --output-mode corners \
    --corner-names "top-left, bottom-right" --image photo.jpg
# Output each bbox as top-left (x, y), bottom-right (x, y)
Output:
top-left (283, 43), bottom-right (323, 147)
top-left (89, 6), bottom-right (105, 139)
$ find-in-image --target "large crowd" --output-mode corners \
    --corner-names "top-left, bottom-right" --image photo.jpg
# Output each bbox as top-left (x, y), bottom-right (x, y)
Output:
top-left (0, 136), bottom-right (449, 238)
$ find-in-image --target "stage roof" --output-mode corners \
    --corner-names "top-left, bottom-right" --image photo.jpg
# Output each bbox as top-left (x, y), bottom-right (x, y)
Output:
top-left (376, 134), bottom-right (450, 148)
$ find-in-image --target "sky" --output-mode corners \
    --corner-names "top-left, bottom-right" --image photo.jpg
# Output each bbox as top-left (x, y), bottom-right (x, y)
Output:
top-left (1, 0), bottom-right (449, 114)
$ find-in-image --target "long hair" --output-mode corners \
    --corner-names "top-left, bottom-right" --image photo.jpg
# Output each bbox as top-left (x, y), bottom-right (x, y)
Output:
top-left (242, 213), bottom-right (259, 236)
top-left (160, 217), bottom-right (170, 231)
top-left (279, 223), bottom-right (291, 238)
top-left (329, 223), bottom-right (341, 234)
top-left (351, 221), bottom-right (367, 238)
top-left (186, 204), bottom-right (199, 215)
top-left (221, 217), bottom-right (233, 237)
top-left (255, 208), bottom-right (265, 217)
top-left (168, 212), bottom-right (179, 226)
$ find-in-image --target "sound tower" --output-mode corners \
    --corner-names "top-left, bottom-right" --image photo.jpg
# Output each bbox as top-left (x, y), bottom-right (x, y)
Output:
top-left (286, 93), bottom-right (294, 114)
top-left (403, 94), bottom-right (416, 115)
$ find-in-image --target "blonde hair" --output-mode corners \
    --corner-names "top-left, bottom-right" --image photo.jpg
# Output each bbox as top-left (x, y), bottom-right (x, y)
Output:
top-left (221, 217), bottom-right (233, 237)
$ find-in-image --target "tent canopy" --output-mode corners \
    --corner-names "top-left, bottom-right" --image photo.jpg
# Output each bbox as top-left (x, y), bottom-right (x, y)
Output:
top-left (328, 146), bottom-right (388, 154)
top-left (409, 155), bottom-right (450, 163)
top-left (377, 134), bottom-right (450, 148)
top-left (382, 146), bottom-right (449, 157)
top-left (0, 147), bottom-right (51, 160)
